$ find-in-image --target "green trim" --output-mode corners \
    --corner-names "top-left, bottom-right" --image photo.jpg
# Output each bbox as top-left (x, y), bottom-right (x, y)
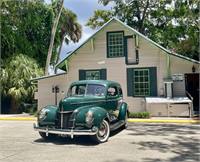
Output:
top-left (127, 68), bottom-right (134, 96)
top-left (107, 31), bottom-right (125, 58)
top-left (149, 67), bottom-right (157, 96)
top-left (79, 70), bottom-right (86, 80)
top-left (100, 69), bottom-right (107, 80)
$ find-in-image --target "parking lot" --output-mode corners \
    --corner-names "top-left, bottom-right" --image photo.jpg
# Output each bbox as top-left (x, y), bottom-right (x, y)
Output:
top-left (0, 121), bottom-right (199, 162)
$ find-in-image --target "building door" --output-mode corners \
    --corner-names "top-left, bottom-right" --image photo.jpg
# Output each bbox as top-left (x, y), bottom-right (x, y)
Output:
top-left (185, 73), bottom-right (199, 113)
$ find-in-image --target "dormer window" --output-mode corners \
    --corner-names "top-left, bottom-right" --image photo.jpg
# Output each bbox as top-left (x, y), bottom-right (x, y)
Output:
top-left (107, 31), bottom-right (124, 58)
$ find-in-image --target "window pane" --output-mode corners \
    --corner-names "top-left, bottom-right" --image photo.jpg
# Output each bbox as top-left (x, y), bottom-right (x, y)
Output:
top-left (133, 69), bottom-right (150, 96)
top-left (108, 32), bottom-right (124, 57)
top-left (85, 71), bottom-right (100, 80)
top-left (68, 85), bottom-right (86, 97)
top-left (86, 84), bottom-right (106, 96)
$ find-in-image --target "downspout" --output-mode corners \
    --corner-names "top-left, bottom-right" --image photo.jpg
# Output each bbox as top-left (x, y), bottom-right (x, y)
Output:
top-left (166, 55), bottom-right (171, 79)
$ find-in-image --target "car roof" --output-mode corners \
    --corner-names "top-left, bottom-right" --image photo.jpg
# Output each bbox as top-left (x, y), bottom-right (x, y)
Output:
top-left (70, 80), bottom-right (121, 87)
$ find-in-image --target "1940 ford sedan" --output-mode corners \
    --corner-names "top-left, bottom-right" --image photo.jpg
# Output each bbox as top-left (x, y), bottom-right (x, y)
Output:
top-left (34, 80), bottom-right (128, 143)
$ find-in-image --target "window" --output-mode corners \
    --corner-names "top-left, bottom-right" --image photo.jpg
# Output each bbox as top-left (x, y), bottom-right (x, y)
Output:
top-left (79, 69), bottom-right (107, 80)
top-left (67, 84), bottom-right (106, 97)
top-left (107, 87), bottom-right (118, 97)
top-left (68, 85), bottom-right (86, 97)
top-left (118, 87), bottom-right (123, 97)
top-left (127, 67), bottom-right (157, 97)
top-left (133, 69), bottom-right (150, 96)
top-left (107, 31), bottom-right (124, 57)
top-left (86, 84), bottom-right (106, 96)
top-left (85, 71), bottom-right (100, 80)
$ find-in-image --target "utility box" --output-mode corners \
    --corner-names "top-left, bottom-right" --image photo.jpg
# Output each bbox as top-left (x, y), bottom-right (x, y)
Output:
top-left (164, 80), bottom-right (173, 98)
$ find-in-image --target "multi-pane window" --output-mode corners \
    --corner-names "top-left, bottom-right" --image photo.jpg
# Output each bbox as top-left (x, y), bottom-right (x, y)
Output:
top-left (133, 69), bottom-right (150, 96)
top-left (107, 32), bottom-right (124, 57)
top-left (85, 70), bottom-right (100, 80)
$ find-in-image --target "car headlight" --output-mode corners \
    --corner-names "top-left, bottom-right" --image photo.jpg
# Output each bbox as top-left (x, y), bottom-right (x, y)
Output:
top-left (38, 108), bottom-right (49, 120)
top-left (85, 111), bottom-right (94, 126)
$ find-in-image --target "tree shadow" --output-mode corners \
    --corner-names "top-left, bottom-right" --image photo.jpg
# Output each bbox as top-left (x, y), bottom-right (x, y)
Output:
top-left (128, 124), bottom-right (200, 162)
top-left (127, 123), bottom-right (199, 136)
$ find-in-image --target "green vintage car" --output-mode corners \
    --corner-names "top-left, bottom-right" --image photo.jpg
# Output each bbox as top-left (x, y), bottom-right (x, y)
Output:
top-left (34, 80), bottom-right (128, 143)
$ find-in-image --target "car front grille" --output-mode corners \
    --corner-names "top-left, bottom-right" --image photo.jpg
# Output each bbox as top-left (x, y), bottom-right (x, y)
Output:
top-left (57, 111), bottom-right (74, 129)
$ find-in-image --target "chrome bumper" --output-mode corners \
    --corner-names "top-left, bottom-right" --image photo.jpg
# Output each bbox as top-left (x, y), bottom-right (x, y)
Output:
top-left (33, 123), bottom-right (98, 139)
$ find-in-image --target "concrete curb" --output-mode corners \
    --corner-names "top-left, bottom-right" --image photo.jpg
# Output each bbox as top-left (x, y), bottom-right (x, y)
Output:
top-left (0, 117), bottom-right (37, 121)
top-left (127, 118), bottom-right (200, 124)
top-left (0, 117), bottom-right (199, 124)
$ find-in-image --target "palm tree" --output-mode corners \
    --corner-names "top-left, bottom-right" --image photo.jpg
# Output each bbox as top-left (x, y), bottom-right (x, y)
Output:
top-left (45, 0), bottom-right (64, 75)
top-left (54, 9), bottom-right (82, 73)
top-left (1, 54), bottom-right (43, 113)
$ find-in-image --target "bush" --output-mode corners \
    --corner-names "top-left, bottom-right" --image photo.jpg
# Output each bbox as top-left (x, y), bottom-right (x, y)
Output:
top-left (129, 112), bottom-right (150, 118)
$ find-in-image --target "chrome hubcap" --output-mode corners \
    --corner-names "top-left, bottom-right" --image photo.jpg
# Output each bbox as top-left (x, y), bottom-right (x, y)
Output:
top-left (97, 121), bottom-right (108, 139)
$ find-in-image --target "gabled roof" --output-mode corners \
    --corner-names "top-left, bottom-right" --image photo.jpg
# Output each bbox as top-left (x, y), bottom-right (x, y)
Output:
top-left (56, 17), bottom-right (200, 71)
top-left (30, 72), bottom-right (67, 81)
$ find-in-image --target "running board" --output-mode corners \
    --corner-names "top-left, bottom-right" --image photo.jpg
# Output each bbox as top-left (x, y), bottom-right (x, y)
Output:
top-left (110, 120), bottom-right (125, 131)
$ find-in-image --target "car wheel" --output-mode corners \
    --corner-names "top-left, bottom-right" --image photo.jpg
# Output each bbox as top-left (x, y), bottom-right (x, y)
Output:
top-left (92, 120), bottom-right (110, 143)
top-left (39, 132), bottom-right (56, 140)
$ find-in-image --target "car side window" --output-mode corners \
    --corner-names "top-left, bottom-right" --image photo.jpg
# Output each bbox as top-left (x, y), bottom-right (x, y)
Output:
top-left (118, 87), bottom-right (123, 97)
top-left (107, 86), bottom-right (118, 97)
top-left (69, 85), bottom-right (86, 96)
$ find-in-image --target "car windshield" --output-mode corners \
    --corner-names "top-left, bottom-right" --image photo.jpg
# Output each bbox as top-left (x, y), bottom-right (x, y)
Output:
top-left (67, 84), bottom-right (106, 97)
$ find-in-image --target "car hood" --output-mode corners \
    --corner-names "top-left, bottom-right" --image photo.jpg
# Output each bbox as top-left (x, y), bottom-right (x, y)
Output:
top-left (59, 96), bottom-right (106, 111)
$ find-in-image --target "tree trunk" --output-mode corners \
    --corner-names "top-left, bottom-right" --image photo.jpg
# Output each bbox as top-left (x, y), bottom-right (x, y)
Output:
top-left (54, 35), bottom-right (64, 74)
top-left (45, 0), bottom-right (64, 75)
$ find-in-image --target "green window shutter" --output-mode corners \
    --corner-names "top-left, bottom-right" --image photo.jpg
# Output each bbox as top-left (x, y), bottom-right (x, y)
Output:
top-left (149, 67), bottom-right (157, 96)
top-left (124, 36), bottom-right (128, 58)
top-left (127, 68), bottom-right (134, 96)
top-left (100, 69), bottom-right (107, 80)
top-left (79, 70), bottom-right (85, 80)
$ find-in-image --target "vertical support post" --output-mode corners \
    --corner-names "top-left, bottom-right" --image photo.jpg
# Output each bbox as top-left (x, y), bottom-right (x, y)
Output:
top-left (135, 35), bottom-right (139, 48)
top-left (166, 55), bottom-right (171, 78)
top-left (91, 38), bottom-right (94, 52)
top-left (65, 60), bottom-right (68, 72)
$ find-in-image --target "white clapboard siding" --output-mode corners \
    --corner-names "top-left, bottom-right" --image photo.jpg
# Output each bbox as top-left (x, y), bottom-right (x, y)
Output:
top-left (36, 19), bottom-right (197, 112)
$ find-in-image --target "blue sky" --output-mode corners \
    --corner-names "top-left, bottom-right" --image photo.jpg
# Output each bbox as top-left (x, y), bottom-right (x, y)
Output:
top-left (46, 0), bottom-right (113, 60)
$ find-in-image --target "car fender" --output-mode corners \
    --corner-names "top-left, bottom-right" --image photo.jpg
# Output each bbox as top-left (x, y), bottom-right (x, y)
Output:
top-left (74, 105), bottom-right (109, 128)
top-left (38, 105), bottom-right (58, 126)
top-left (118, 102), bottom-right (128, 121)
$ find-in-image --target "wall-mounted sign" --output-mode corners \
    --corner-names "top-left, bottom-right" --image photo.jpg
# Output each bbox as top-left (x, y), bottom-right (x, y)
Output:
top-left (172, 74), bottom-right (184, 81)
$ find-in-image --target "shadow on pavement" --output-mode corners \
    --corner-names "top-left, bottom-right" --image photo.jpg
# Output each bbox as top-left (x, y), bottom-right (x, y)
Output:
top-left (128, 124), bottom-right (200, 162)
top-left (34, 136), bottom-right (98, 146)
top-left (33, 127), bottom-right (125, 146)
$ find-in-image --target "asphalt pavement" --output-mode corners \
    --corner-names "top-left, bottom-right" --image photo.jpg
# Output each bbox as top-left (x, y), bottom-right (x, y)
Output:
top-left (0, 121), bottom-right (199, 162)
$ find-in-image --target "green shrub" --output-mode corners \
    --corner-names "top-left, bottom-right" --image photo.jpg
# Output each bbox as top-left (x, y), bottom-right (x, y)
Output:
top-left (129, 112), bottom-right (150, 118)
